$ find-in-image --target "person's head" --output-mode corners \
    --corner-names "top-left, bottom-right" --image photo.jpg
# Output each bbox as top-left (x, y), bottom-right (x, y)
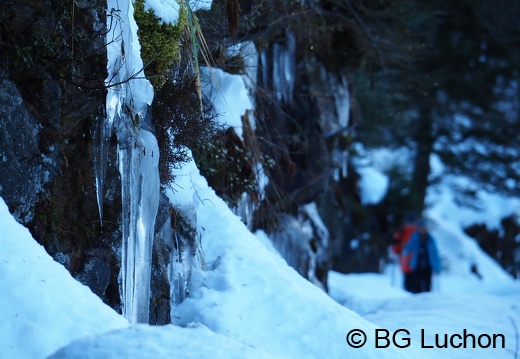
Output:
top-left (404, 211), bottom-right (417, 225)
top-left (417, 219), bottom-right (427, 234)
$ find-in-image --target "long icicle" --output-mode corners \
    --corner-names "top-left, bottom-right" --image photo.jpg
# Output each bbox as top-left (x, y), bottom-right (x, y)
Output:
top-left (104, 0), bottom-right (159, 324)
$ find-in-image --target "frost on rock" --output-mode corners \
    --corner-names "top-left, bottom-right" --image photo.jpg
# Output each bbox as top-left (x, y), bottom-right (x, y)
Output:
top-left (262, 32), bottom-right (296, 106)
top-left (303, 60), bottom-right (351, 181)
top-left (268, 203), bottom-right (330, 291)
top-left (96, 0), bottom-right (160, 323)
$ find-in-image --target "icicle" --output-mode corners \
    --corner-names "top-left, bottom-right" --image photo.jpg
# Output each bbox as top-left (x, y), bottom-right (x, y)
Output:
top-left (118, 135), bottom-right (139, 323)
top-left (332, 148), bottom-right (342, 182)
top-left (334, 74), bottom-right (350, 129)
top-left (283, 33), bottom-right (296, 105)
top-left (233, 192), bottom-right (255, 229)
top-left (260, 50), bottom-right (270, 92)
top-left (104, 0), bottom-right (159, 324)
top-left (93, 119), bottom-right (109, 224)
top-left (342, 150), bottom-right (349, 178)
top-left (273, 43), bottom-right (283, 103)
top-left (272, 33), bottom-right (296, 105)
top-left (119, 130), bottom-right (160, 324)
top-left (168, 222), bottom-right (195, 309)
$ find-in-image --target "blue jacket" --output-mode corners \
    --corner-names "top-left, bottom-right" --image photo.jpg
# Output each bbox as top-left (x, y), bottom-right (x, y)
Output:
top-left (403, 231), bottom-right (441, 272)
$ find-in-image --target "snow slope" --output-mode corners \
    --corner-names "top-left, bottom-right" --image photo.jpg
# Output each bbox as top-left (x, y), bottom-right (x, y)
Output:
top-left (2, 152), bottom-right (520, 358)
top-left (50, 324), bottom-right (281, 359)
top-left (44, 154), bottom-right (520, 358)
top-left (163, 156), bottom-right (416, 359)
top-left (0, 158), bottom-right (416, 359)
top-left (0, 198), bottom-right (128, 359)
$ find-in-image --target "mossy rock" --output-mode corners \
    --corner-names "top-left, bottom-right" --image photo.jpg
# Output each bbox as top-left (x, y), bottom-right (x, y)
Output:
top-left (133, 0), bottom-right (187, 89)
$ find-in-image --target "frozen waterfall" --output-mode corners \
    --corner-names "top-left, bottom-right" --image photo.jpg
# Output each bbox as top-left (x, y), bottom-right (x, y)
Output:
top-left (95, 0), bottom-right (160, 323)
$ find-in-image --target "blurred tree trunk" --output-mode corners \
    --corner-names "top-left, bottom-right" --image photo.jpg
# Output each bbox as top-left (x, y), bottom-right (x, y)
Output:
top-left (410, 108), bottom-right (433, 214)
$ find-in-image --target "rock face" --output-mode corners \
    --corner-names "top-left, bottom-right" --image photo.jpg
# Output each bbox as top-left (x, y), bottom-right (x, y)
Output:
top-left (0, 0), bottom-right (363, 323)
top-left (0, 0), bottom-right (120, 307)
top-left (250, 45), bottom-right (355, 288)
top-left (0, 0), bottom-right (176, 323)
top-left (0, 70), bottom-right (58, 223)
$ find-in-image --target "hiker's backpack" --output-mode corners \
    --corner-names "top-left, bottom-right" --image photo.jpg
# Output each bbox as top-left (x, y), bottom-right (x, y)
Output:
top-left (392, 224), bottom-right (417, 273)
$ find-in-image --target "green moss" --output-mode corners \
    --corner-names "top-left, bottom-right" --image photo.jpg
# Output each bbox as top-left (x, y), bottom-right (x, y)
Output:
top-left (133, 0), bottom-right (187, 89)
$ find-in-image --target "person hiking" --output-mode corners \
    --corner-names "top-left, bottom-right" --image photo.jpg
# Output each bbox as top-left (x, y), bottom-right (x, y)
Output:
top-left (391, 212), bottom-right (417, 292)
top-left (403, 219), bottom-right (441, 293)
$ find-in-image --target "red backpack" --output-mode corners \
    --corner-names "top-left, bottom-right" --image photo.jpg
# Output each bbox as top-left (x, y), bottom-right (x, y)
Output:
top-left (392, 224), bottom-right (417, 273)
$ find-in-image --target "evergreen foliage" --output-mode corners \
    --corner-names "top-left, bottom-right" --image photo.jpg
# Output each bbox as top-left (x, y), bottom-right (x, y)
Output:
top-left (352, 0), bottom-right (520, 210)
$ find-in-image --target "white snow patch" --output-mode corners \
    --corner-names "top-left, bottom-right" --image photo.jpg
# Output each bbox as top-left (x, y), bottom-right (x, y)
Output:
top-left (357, 166), bottom-right (389, 205)
top-left (144, 0), bottom-right (180, 25)
top-left (201, 67), bottom-right (253, 139)
top-left (0, 197), bottom-right (128, 359)
top-left (49, 324), bottom-right (280, 359)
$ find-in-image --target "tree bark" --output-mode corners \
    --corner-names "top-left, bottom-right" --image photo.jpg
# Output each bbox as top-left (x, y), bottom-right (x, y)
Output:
top-left (410, 108), bottom-right (434, 214)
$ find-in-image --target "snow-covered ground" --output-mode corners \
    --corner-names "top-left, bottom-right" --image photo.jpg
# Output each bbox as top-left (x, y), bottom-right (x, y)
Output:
top-left (329, 270), bottom-right (520, 359)
top-left (2, 147), bottom-right (519, 358)
top-left (0, 199), bottom-right (128, 359)
top-left (331, 148), bottom-right (520, 359)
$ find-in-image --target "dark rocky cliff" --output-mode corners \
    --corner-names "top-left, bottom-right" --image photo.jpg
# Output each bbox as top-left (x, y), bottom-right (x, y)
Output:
top-left (0, 0), bottom-right (126, 310)
top-left (1, 0), bottom-right (208, 323)
top-left (0, 0), bottom-right (385, 323)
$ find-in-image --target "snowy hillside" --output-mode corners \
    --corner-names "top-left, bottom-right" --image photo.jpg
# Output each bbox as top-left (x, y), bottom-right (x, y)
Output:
top-left (0, 199), bottom-right (128, 359)
top-left (3, 152), bottom-right (520, 358)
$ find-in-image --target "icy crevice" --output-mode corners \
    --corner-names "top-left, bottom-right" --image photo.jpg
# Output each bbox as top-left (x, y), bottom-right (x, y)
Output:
top-left (96, 0), bottom-right (160, 324)
top-left (93, 118), bottom-right (111, 224)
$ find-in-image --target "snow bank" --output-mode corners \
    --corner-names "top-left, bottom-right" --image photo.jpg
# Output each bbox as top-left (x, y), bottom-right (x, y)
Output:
top-left (328, 271), bottom-right (410, 315)
top-left (365, 291), bottom-right (520, 359)
top-left (49, 323), bottom-right (280, 359)
top-left (200, 67), bottom-right (253, 138)
top-left (427, 214), bottom-right (514, 284)
top-left (164, 154), bottom-right (417, 359)
top-left (330, 269), bottom-right (520, 358)
top-left (0, 197), bottom-right (128, 359)
top-left (425, 158), bottom-right (519, 283)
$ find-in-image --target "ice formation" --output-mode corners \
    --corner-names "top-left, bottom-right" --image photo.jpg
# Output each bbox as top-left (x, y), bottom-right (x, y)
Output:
top-left (95, 0), bottom-right (160, 323)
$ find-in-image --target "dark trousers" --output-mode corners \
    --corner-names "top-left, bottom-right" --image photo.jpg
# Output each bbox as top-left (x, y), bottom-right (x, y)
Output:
top-left (403, 272), bottom-right (414, 292)
top-left (407, 268), bottom-right (432, 293)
